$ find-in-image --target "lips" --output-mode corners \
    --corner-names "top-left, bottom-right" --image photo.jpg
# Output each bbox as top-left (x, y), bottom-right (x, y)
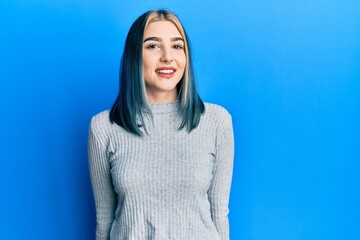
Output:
top-left (155, 67), bottom-right (176, 78)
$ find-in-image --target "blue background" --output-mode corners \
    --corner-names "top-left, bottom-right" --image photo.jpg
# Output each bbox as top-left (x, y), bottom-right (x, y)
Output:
top-left (1, 0), bottom-right (359, 239)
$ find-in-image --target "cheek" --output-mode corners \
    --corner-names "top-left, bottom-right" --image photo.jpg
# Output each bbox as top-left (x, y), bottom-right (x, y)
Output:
top-left (142, 62), bottom-right (153, 76)
top-left (142, 55), bottom-right (158, 72)
top-left (180, 56), bottom-right (187, 71)
top-left (181, 52), bottom-right (187, 65)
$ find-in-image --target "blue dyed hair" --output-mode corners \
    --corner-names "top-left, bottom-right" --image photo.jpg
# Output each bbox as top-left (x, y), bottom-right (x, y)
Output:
top-left (110, 9), bottom-right (205, 136)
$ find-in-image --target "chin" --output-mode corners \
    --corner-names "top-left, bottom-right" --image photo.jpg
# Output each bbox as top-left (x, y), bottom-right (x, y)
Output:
top-left (157, 81), bottom-right (181, 90)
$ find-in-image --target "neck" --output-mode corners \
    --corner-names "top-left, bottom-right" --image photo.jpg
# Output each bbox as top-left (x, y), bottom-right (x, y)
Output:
top-left (146, 92), bottom-right (179, 104)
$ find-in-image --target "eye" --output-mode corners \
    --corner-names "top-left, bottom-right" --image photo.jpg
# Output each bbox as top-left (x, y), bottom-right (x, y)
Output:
top-left (173, 44), bottom-right (184, 50)
top-left (145, 44), bottom-right (159, 49)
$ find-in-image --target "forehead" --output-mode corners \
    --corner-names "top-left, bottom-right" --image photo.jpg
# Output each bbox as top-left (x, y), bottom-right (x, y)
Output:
top-left (144, 20), bottom-right (182, 38)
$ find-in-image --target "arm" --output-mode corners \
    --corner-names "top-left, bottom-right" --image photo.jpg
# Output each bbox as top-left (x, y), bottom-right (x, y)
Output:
top-left (208, 113), bottom-right (235, 240)
top-left (88, 118), bottom-right (117, 240)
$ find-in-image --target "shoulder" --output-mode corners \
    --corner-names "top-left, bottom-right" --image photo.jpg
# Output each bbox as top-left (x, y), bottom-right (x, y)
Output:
top-left (90, 109), bottom-right (111, 126)
top-left (200, 102), bottom-right (233, 134)
top-left (89, 109), bottom-right (112, 136)
top-left (203, 103), bottom-right (234, 143)
top-left (203, 102), bottom-right (232, 123)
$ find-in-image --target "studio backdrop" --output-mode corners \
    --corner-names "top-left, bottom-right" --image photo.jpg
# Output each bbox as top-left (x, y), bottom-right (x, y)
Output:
top-left (1, 0), bottom-right (359, 239)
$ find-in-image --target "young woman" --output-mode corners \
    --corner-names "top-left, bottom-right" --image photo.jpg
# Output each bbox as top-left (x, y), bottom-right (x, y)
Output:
top-left (88, 9), bottom-right (234, 240)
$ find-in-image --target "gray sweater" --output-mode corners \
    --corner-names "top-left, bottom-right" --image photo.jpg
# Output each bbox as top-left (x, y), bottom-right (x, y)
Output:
top-left (88, 100), bottom-right (234, 240)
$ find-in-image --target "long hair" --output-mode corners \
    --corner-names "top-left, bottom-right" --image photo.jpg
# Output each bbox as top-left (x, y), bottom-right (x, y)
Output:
top-left (109, 9), bottom-right (205, 136)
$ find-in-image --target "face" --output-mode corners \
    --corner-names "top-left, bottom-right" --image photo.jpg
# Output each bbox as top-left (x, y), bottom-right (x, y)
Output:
top-left (142, 20), bottom-right (186, 103)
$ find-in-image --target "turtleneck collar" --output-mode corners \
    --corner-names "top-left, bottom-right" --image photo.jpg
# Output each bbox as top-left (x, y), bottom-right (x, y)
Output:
top-left (149, 99), bottom-right (180, 114)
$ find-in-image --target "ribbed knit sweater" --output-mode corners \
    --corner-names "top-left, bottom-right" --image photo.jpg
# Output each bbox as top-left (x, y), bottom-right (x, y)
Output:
top-left (88, 100), bottom-right (234, 240)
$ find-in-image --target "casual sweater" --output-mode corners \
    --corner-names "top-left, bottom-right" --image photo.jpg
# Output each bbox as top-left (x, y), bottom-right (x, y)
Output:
top-left (88, 100), bottom-right (234, 240)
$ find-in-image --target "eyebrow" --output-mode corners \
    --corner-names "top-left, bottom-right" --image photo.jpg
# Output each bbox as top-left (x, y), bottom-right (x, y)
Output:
top-left (143, 37), bottom-right (184, 43)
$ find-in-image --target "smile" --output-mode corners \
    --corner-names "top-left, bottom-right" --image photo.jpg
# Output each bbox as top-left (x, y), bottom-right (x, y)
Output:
top-left (155, 67), bottom-right (176, 73)
top-left (156, 69), bottom-right (175, 74)
top-left (155, 68), bottom-right (176, 78)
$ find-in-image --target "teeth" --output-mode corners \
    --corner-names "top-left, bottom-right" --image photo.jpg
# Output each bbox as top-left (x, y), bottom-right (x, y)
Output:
top-left (157, 69), bottom-right (174, 74)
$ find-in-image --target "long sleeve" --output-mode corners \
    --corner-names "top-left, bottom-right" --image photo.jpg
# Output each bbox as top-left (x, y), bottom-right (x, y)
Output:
top-left (208, 113), bottom-right (235, 240)
top-left (88, 117), bottom-right (117, 240)
top-left (88, 104), bottom-right (233, 240)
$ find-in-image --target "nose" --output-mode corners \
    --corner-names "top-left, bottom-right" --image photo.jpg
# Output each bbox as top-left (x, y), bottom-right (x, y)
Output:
top-left (160, 47), bottom-right (173, 64)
